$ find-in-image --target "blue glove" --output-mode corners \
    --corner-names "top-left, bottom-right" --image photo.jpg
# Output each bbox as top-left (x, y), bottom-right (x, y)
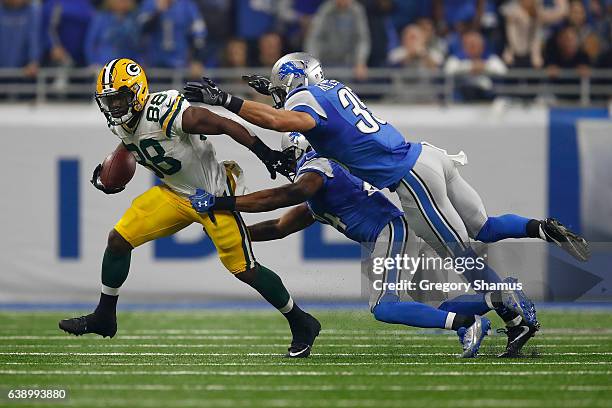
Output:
top-left (189, 189), bottom-right (217, 222)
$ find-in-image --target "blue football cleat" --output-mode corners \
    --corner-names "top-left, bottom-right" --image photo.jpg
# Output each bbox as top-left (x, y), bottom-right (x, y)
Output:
top-left (459, 315), bottom-right (491, 358)
top-left (499, 277), bottom-right (540, 329)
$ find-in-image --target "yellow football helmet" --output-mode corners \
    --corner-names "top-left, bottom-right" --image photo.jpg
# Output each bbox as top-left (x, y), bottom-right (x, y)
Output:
top-left (95, 58), bottom-right (149, 125)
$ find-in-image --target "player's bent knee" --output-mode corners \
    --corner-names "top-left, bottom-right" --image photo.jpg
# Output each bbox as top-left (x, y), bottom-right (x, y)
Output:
top-left (234, 265), bottom-right (257, 285)
top-left (372, 302), bottom-right (397, 324)
top-left (107, 229), bottom-right (133, 255)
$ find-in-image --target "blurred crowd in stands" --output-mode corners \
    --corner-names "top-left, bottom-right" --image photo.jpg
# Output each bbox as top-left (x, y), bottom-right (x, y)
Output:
top-left (1, 0), bottom-right (611, 101)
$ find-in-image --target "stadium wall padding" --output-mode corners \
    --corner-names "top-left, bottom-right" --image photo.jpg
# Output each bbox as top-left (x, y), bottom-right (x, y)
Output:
top-left (0, 104), bottom-right (607, 303)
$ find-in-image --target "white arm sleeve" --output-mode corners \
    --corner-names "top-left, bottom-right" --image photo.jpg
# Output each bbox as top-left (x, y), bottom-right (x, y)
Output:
top-left (297, 157), bottom-right (334, 179)
top-left (284, 89), bottom-right (328, 119)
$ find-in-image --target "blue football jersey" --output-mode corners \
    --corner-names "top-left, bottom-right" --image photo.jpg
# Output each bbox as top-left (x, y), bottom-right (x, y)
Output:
top-left (297, 150), bottom-right (403, 244)
top-left (285, 79), bottom-right (422, 190)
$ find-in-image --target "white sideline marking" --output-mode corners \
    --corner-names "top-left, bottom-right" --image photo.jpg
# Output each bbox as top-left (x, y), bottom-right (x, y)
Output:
top-left (15, 327), bottom-right (612, 335)
top-left (1, 369), bottom-right (611, 376)
top-left (1, 343), bottom-right (605, 349)
top-left (3, 333), bottom-right (612, 340)
top-left (9, 397), bottom-right (608, 408)
top-left (3, 334), bottom-right (612, 341)
top-left (2, 383), bottom-right (610, 393)
top-left (2, 351), bottom-right (612, 357)
top-left (2, 361), bottom-right (611, 367)
top-left (3, 335), bottom-right (455, 340)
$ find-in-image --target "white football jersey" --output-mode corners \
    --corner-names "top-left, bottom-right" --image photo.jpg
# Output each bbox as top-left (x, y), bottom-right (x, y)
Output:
top-left (109, 90), bottom-right (227, 197)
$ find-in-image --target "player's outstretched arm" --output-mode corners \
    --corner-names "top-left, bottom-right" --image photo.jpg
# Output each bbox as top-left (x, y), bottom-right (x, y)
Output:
top-left (189, 172), bottom-right (324, 214)
top-left (184, 77), bottom-right (316, 133)
top-left (182, 105), bottom-right (258, 149)
top-left (248, 204), bottom-right (315, 242)
top-left (238, 100), bottom-right (316, 133)
top-left (181, 106), bottom-right (293, 180)
top-left (233, 172), bottom-right (323, 212)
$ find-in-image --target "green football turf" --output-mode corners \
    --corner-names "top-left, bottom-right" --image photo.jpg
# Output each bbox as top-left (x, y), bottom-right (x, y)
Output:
top-left (1, 309), bottom-right (611, 408)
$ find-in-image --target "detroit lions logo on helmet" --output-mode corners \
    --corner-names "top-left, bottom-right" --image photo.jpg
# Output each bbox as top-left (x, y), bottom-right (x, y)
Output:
top-left (278, 62), bottom-right (306, 80)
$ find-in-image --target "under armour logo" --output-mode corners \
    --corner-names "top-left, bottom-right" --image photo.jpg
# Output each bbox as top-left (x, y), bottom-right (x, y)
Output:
top-left (272, 160), bottom-right (282, 169)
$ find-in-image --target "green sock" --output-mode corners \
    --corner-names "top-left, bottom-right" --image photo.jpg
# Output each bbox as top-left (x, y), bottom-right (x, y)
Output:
top-left (249, 264), bottom-right (293, 312)
top-left (101, 248), bottom-right (131, 294)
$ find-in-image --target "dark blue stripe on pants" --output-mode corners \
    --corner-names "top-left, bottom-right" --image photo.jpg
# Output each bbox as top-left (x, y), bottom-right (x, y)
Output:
top-left (402, 172), bottom-right (464, 254)
top-left (379, 217), bottom-right (407, 302)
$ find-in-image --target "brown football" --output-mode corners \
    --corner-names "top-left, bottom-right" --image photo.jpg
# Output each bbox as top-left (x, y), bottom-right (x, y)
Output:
top-left (99, 144), bottom-right (137, 190)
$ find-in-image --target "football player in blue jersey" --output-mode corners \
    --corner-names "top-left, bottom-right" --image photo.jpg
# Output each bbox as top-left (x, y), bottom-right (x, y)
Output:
top-left (184, 52), bottom-right (589, 356)
top-left (188, 130), bottom-right (541, 358)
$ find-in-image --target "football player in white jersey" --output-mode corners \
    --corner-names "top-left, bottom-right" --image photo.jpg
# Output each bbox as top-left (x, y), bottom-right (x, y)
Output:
top-left (59, 58), bottom-right (321, 358)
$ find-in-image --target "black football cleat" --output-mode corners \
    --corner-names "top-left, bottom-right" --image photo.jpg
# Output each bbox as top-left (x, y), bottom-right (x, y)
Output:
top-left (286, 343), bottom-right (313, 358)
top-left (541, 218), bottom-right (590, 261)
top-left (58, 313), bottom-right (117, 338)
top-left (285, 312), bottom-right (321, 358)
top-left (497, 322), bottom-right (539, 358)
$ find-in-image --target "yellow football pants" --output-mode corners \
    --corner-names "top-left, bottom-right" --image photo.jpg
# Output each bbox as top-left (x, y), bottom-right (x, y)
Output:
top-left (114, 172), bottom-right (255, 274)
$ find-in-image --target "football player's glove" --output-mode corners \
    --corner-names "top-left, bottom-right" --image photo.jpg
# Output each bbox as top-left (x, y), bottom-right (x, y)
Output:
top-left (184, 77), bottom-right (230, 106)
top-left (90, 164), bottom-right (124, 195)
top-left (242, 74), bottom-right (271, 96)
top-left (188, 189), bottom-right (217, 223)
top-left (251, 137), bottom-right (295, 181)
top-left (189, 189), bottom-right (216, 213)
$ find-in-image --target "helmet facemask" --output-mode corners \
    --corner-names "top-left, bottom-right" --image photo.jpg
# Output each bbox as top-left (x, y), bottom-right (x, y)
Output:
top-left (95, 86), bottom-right (138, 125)
top-left (279, 147), bottom-right (300, 182)
top-left (270, 87), bottom-right (287, 109)
top-left (280, 132), bottom-right (312, 182)
top-left (269, 70), bottom-right (310, 109)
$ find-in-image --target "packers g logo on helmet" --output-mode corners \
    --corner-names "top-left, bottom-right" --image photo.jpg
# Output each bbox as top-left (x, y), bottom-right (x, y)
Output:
top-left (126, 63), bottom-right (142, 77)
top-left (95, 58), bottom-right (149, 125)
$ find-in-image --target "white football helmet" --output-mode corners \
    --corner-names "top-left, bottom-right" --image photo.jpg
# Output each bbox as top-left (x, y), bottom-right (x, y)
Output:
top-left (269, 52), bottom-right (324, 108)
top-left (281, 132), bottom-right (312, 173)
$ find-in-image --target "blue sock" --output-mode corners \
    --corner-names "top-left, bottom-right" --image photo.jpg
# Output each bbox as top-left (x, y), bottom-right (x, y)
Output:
top-left (475, 214), bottom-right (531, 243)
top-left (372, 301), bottom-right (451, 329)
top-left (438, 294), bottom-right (491, 316)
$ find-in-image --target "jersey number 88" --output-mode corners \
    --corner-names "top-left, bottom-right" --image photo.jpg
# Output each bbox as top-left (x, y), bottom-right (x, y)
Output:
top-left (124, 140), bottom-right (182, 179)
top-left (128, 93), bottom-right (182, 178)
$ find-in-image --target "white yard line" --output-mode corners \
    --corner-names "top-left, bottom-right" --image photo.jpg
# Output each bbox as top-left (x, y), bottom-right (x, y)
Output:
top-left (28, 398), bottom-right (612, 408)
top-left (3, 333), bottom-right (612, 340)
top-left (2, 383), bottom-right (610, 392)
top-left (2, 361), bottom-right (611, 367)
top-left (51, 398), bottom-right (612, 408)
top-left (1, 369), bottom-right (611, 376)
top-left (4, 327), bottom-right (612, 335)
top-left (0, 343), bottom-right (605, 349)
top-left (2, 351), bottom-right (611, 357)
